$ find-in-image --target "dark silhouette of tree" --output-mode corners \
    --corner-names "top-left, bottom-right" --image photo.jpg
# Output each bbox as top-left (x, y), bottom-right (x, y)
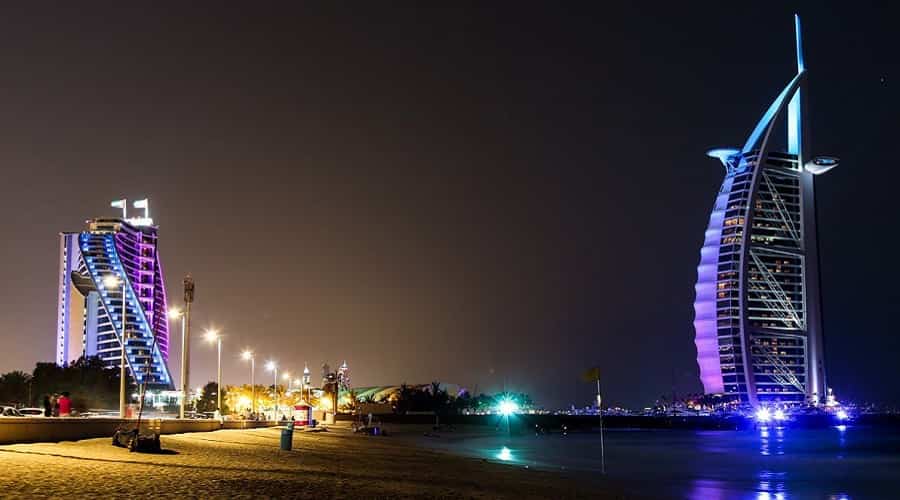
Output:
top-left (0, 371), bottom-right (31, 405)
top-left (0, 356), bottom-right (121, 410)
top-left (196, 381), bottom-right (228, 414)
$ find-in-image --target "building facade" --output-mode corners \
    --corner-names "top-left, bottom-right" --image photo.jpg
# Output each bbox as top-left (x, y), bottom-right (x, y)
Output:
top-left (56, 200), bottom-right (173, 388)
top-left (693, 16), bottom-right (836, 407)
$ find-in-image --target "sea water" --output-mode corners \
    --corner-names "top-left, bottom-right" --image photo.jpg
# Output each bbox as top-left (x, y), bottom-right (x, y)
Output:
top-left (420, 425), bottom-right (900, 499)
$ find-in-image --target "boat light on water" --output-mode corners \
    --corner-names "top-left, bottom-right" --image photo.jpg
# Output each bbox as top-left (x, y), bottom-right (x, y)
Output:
top-left (496, 447), bottom-right (513, 461)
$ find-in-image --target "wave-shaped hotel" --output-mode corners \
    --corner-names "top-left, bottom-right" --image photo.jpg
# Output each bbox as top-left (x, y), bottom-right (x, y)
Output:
top-left (56, 199), bottom-right (174, 388)
top-left (693, 16), bottom-right (837, 407)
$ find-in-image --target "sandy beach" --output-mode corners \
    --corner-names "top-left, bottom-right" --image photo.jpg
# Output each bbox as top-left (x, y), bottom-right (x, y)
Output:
top-left (0, 424), bottom-right (618, 498)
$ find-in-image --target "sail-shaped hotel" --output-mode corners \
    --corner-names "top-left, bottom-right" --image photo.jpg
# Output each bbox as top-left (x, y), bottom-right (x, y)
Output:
top-left (693, 16), bottom-right (837, 407)
top-left (56, 199), bottom-right (174, 388)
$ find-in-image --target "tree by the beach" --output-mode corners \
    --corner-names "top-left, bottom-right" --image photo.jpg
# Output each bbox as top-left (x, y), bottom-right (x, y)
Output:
top-left (0, 356), bottom-right (120, 410)
top-left (0, 370), bottom-right (31, 405)
top-left (196, 381), bottom-right (229, 414)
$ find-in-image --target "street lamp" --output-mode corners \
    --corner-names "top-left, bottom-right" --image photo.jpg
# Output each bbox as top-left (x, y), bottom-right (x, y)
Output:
top-left (168, 307), bottom-right (187, 418)
top-left (303, 363), bottom-right (311, 403)
top-left (103, 274), bottom-right (128, 419)
top-left (267, 360), bottom-right (278, 420)
top-left (205, 329), bottom-right (222, 416)
top-left (242, 350), bottom-right (256, 415)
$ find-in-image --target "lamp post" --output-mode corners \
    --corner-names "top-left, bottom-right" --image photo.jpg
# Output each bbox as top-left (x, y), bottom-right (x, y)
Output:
top-left (205, 330), bottom-right (222, 416)
top-left (303, 363), bottom-right (311, 404)
top-left (242, 350), bottom-right (255, 415)
top-left (267, 361), bottom-right (278, 420)
top-left (104, 274), bottom-right (128, 419)
top-left (182, 276), bottom-right (194, 419)
top-left (168, 307), bottom-right (186, 418)
top-left (283, 372), bottom-right (292, 393)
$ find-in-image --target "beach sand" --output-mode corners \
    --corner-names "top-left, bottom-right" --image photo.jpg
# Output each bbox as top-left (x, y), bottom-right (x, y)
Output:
top-left (0, 423), bottom-right (620, 498)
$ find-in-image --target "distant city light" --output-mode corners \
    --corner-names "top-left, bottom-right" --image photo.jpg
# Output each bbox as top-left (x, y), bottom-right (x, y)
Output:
top-left (755, 408), bottom-right (771, 423)
top-left (773, 409), bottom-right (786, 421)
top-left (496, 447), bottom-right (513, 461)
top-left (836, 409), bottom-right (849, 421)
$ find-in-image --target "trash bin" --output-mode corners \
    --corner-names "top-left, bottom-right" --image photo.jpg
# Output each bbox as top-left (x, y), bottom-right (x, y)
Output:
top-left (280, 421), bottom-right (294, 451)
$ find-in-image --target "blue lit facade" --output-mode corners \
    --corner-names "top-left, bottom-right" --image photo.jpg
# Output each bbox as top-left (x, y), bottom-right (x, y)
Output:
top-left (693, 16), bottom-right (834, 407)
top-left (56, 217), bottom-right (173, 388)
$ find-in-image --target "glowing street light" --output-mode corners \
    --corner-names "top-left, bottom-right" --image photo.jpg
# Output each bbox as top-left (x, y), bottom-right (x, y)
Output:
top-left (267, 360), bottom-right (278, 420)
top-left (497, 398), bottom-right (518, 437)
top-left (756, 407), bottom-right (771, 423)
top-left (497, 399), bottom-right (519, 416)
top-left (205, 329), bottom-right (222, 416)
top-left (168, 307), bottom-right (189, 419)
top-left (242, 350), bottom-right (256, 415)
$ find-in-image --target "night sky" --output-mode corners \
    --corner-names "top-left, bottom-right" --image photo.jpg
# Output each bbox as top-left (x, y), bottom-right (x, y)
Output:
top-left (0, 2), bottom-right (897, 409)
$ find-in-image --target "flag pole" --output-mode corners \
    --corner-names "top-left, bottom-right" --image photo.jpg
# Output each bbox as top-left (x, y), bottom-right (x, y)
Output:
top-left (598, 377), bottom-right (605, 474)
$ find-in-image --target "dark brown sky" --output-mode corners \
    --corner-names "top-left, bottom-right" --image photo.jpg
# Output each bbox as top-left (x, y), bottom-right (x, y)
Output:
top-left (0, 2), bottom-right (897, 408)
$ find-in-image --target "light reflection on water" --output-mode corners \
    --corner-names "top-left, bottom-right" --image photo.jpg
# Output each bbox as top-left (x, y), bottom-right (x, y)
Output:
top-left (756, 470), bottom-right (787, 499)
top-left (496, 446), bottom-right (513, 461)
top-left (758, 425), bottom-right (787, 456)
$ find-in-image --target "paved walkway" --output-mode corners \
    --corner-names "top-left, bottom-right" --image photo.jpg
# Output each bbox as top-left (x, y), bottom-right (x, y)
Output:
top-left (0, 426), bottom-right (602, 498)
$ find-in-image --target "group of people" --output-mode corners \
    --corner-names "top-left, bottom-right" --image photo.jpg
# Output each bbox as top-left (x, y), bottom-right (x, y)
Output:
top-left (42, 392), bottom-right (72, 417)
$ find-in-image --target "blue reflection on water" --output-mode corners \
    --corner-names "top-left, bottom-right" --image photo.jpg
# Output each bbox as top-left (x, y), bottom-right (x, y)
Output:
top-left (422, 423), bottom-right (894, 499)
top-left (757, 470), bottom-right (787, 499)
top-left (758, 425), bottom-right (788, 457)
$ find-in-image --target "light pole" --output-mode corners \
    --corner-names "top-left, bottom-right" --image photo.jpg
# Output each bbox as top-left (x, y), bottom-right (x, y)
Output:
top-left (267, 361), bottom-right (278, 420)
top-left (168, 307), bottom-right (186, 418)
top-left (242, 350), bottom-right (255, 415)
top-left (181, 276), bottom-right (194, 419)
top-left (303, 363), bottom-right (311, 404)
top-left (104, 274), bottom-right (128, 419)
top-left (283, 372), bottom-right (292, 394)
top-left (205, 330), bottom-right (222, 416)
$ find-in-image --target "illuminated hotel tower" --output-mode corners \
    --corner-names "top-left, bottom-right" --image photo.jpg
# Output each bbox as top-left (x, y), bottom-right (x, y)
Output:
top-left (56, 199), bottom-right (174, 388)
top-left (693, 16), bottom-right (837, 406)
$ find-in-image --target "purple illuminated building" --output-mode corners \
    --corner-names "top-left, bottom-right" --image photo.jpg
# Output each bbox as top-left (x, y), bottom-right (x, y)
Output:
top-left (56, 199), bottom-right (173, 388)
top-left (693, 16), bottom-right (836, 407)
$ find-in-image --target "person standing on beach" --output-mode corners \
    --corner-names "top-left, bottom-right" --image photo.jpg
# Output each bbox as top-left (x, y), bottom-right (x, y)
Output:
top-left (43, 395), bottom-right (52, 417)
top-left (58, 392), bottom-right (72, 417)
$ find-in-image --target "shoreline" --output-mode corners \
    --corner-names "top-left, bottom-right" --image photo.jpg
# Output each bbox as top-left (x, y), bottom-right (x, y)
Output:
top-left (0, 424), bottom-right (626, 498)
